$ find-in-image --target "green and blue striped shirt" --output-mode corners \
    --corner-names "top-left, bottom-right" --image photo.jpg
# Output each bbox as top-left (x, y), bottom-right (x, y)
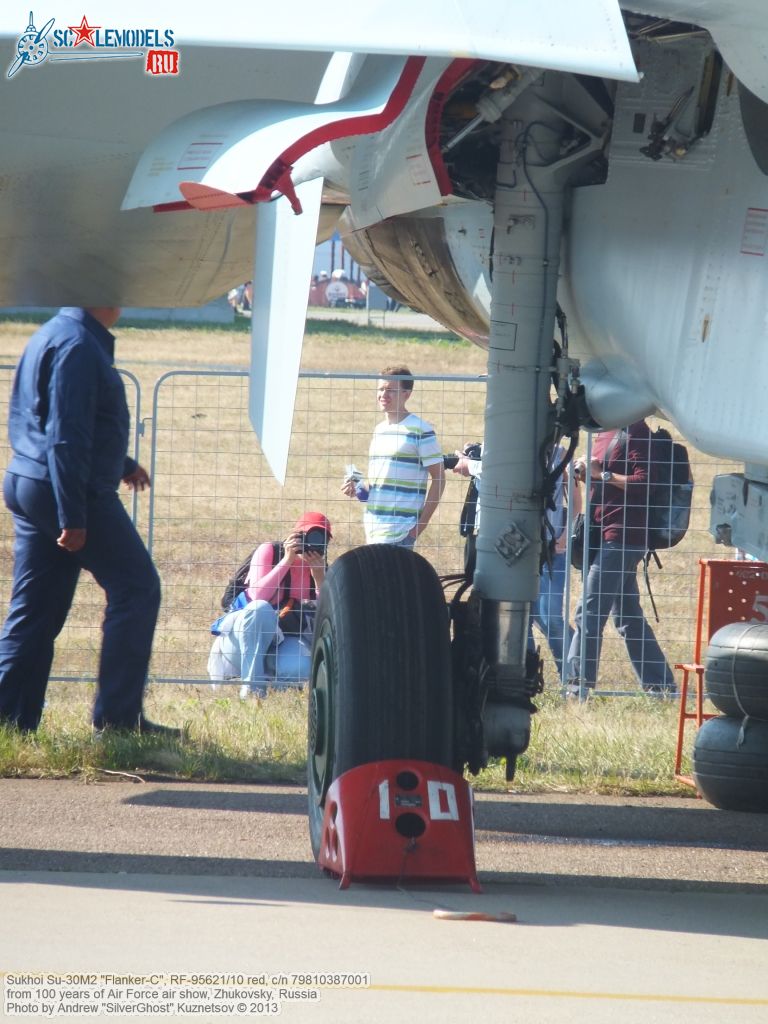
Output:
top-left (364, 413), bottom-right (443, 542)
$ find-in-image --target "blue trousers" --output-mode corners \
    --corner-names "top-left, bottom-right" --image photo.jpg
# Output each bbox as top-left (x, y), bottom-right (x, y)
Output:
top-left (529, 552), bottom-right (572, 679)
top-left (566, 542), bottom-right (674, 692)
top-left (0, 473), bottom-right (161, 731)
top-left (215, 600), bottom-right (312, 686)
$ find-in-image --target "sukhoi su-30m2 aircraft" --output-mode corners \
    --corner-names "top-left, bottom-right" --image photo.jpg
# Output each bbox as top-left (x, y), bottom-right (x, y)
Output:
top-left (2, 2), bottom-right (768, 828)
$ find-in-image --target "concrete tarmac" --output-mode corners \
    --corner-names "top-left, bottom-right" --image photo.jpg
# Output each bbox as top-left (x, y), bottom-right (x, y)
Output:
top-left (1, 780), bottom-right (767, 1023)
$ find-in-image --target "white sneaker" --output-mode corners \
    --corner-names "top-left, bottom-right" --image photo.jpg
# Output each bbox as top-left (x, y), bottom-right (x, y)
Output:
top-left (566, 680), bottom-right (594, 701)
top-left (240, 682), bottom-right (269, 699)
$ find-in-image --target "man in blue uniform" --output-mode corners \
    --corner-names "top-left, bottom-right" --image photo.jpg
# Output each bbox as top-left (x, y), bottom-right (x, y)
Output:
top-left (0, 307), bottom-right (175, 735)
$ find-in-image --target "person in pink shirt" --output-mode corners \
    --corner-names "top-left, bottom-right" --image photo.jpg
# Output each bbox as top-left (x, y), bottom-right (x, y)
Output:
top-left (208, 512), bottom-right (332, 698)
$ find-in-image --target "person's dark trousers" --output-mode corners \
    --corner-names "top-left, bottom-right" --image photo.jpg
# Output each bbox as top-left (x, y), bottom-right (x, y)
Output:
top-left (0, 472), bottom-right (161, 731)
top-left (566, 541), bottom-right (674, 691)
top-left (0, 475), bottom-right (79, 729)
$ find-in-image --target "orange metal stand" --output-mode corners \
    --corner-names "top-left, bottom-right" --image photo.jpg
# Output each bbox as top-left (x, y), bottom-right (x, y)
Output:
top-left (674, 558), bottom-right (768, 786)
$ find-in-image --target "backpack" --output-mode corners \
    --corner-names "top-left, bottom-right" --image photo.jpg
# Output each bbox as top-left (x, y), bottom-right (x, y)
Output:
top-left (646, 427), bottom-right (693, 551)
top-left (220, 547), bottom-right (258, 611)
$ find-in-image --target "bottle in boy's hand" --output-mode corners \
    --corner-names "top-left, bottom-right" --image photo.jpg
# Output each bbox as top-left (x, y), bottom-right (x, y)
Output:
top-left (344, 464), bottom-right (368, 501)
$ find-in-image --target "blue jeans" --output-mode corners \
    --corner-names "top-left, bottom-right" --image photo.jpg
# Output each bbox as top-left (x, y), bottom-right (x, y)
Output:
top-left (393, 533), bottom-right (416, 549)
top-left (217, 600), bottom-right (312, 687)
top-left (566, 542), bottom-right (674, 692)
top-left (0, 472), bottom-right (161, 730)
top-left (529, 552), bottom-right (572, 679)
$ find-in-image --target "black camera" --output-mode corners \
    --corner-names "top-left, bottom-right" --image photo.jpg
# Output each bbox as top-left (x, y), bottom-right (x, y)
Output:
top-left (298, 526), bottom-right (328, 555)
top-left (444, 442), bottom-right (482, 469)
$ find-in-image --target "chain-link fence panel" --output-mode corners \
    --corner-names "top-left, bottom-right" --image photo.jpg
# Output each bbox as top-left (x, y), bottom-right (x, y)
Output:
top-left (0, 363), bottom-right (743, 692)
top-left (146, 370), bottom-right (487, 681)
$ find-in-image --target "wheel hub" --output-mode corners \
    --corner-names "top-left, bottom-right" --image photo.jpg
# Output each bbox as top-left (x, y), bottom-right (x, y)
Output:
top-left (308, 688), bottom-right (324, 756)
top-left (308, 632), bottom-right (334, 804)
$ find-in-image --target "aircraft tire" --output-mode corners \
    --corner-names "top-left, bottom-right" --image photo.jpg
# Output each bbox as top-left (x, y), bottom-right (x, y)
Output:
top-left (307, 544), bottom-right (454, 858)
top-left (692, 715), bottom-right (768, 812)
top-left (704, 622), bottom-right (768, 720)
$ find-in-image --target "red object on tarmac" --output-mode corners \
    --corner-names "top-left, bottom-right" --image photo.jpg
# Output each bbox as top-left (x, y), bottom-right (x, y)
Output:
top-left (316, 760), bottom-right (481, 892)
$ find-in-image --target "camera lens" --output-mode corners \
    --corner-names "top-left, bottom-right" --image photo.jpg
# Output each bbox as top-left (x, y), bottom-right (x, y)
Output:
top-left (301, 527), bottom-right (328, 554)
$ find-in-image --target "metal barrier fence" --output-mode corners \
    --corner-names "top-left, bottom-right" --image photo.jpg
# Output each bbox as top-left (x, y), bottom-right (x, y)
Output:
top-left (0, 365), bottom-right (742, 691)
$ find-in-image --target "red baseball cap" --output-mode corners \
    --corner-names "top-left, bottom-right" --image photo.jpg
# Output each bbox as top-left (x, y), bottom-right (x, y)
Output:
top-left (294, 511), bottom-right (332, 538)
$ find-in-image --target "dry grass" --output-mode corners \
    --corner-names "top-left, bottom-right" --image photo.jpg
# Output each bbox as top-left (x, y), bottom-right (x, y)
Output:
top-left (0, 680), bottom-right (692, 796)
top-left (0, 683), bottom-right (308, 784)
top-left (0, 312), bottom-right (488, 380)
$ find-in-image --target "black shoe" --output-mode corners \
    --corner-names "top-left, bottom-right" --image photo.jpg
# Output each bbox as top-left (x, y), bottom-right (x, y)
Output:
top-left (137, 715), bottom-right (182, 738)
top-left (93, 715), bottom-right (181, 739)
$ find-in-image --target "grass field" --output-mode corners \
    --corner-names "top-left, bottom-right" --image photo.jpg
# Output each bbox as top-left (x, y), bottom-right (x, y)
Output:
top-left (0, 682), bottom-right (688, 796)
top-left (0, 311), bottom-right (735, 794)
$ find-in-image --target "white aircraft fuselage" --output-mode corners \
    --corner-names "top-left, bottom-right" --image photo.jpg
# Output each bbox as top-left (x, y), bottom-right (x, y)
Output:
top-left (1, 4), bottom-right (765, 467)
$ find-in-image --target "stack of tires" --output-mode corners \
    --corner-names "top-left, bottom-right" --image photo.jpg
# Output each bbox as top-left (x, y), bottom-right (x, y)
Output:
top-left (692, 622), bottom-right (768, 812)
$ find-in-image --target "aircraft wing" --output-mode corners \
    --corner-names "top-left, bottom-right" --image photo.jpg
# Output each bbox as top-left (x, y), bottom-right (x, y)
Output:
top-left (5, 0), bottom-right (634, 80)
top-left (121, 56), bottom-right (416, 212)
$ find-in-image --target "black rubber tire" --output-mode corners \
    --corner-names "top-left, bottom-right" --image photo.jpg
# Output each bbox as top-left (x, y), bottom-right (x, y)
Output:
top-left (692, 716), bottom-right (768, 812)
top-left (307, 545), bottom-right (454, 857)
top-left (704, 622), bottom-right (768, 720)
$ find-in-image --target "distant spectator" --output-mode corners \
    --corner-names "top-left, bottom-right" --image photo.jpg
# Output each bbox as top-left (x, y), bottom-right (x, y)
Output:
top-left (325, 269), bottom-right (350, 308)
top-left (529, 443), bottom-right (580, 679)
top-left (566, 420), bottom-right (676, 696)
top-left (208, 513), bottom-right (332, 698)
top-left (309, 271), bottom-right (330, 307)
top-left (342, 366), bottom-right (445, 546)
top-left (227, 282), bottom-right (252, 314)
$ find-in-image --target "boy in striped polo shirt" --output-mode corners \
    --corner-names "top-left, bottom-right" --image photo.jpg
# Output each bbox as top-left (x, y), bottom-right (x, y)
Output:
top-left (343, 366), bottom-right (445, 546)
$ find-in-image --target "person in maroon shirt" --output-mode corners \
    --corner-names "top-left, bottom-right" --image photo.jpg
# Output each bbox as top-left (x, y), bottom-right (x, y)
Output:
top-left (566, 419), bottom-right (675, 696)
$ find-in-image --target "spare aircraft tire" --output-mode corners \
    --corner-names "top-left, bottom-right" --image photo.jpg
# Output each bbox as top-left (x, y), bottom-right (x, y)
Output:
top-left (704, 622), bottom-right (768, 720)
top-left (692, 716), bottom-right (768, 812)
top-left (307, 545), bottom-right (454, 857)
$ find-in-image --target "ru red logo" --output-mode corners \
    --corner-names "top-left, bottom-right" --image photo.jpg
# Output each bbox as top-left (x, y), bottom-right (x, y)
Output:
top-left (146, 49), bottom-right (179, 76)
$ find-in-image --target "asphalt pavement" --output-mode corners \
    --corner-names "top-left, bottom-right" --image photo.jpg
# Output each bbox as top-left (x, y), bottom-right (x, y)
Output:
top-left (1, 780), bottom-right (766, 1023)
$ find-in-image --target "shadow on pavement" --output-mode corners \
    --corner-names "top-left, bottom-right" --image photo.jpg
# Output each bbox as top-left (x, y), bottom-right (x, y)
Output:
top-left (1, 852), bottom-right (767, 941)
top-left (123, 788), bottom-right (307, 815)
top-left (475, 797), bottom-right (768, 851)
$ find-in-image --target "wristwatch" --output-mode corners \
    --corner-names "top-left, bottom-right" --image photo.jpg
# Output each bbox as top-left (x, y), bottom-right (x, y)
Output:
top-left (600, 470), bottom-right (613, 482)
